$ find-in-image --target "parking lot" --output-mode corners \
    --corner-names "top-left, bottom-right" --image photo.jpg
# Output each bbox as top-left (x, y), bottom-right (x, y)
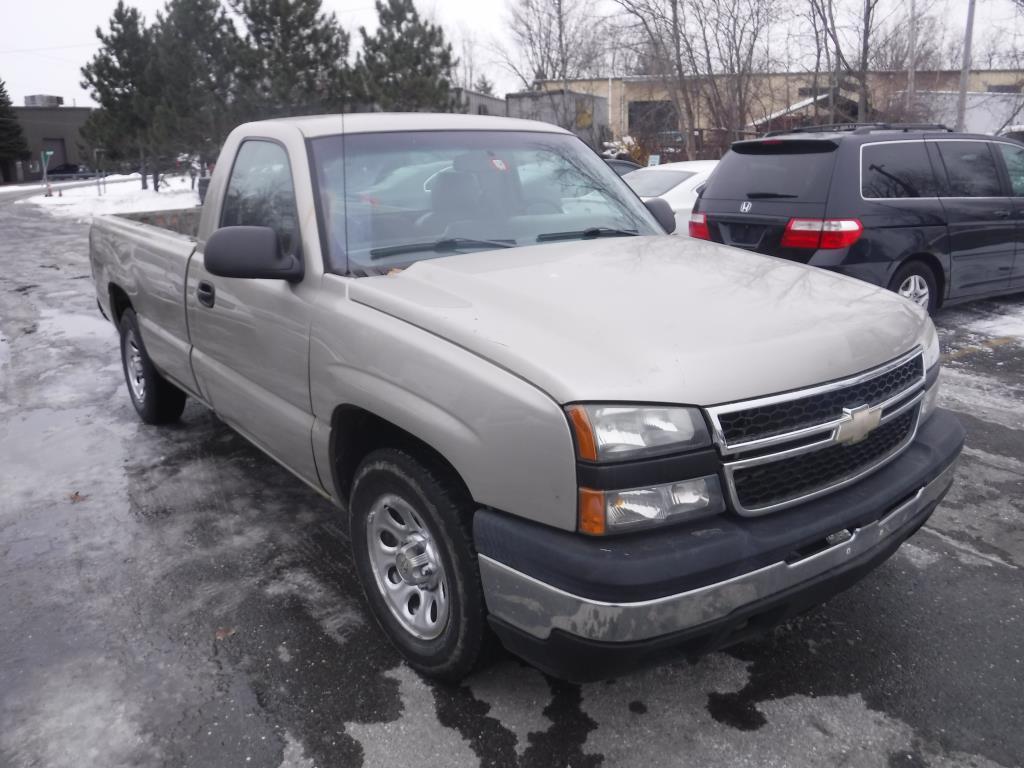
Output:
top-left (1, 196), bottom-right (1021, 767)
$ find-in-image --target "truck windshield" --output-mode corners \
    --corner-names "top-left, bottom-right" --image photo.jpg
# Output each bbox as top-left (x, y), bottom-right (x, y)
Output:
top-left (310, 130), bottom-right (660, 275)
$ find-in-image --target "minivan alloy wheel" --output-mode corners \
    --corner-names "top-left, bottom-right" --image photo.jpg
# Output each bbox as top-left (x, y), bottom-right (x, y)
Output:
top-left (366, 493), bottom-right (450, 640)
top-left (898, 274), bottom-right (930, 309)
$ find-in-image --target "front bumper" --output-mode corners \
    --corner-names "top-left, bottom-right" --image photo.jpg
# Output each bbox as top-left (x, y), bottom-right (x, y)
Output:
top-left (475, 409), bottom-right (963, 681)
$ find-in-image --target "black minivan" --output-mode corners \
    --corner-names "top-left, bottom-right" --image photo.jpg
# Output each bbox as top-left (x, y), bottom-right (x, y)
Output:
top-left (689, 123), bottom-right (1024, 313)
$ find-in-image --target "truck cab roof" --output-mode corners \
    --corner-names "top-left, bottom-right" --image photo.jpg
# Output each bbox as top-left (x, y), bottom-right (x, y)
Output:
top-left (240, 112), bottom-right (573, 139)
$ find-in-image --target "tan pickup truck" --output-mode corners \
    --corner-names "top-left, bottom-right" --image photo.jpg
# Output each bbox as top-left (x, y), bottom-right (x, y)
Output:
top-left (90, 113), bottom-right (964, 682)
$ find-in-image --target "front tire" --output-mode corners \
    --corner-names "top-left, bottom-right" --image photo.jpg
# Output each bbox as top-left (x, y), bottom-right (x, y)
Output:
top-left (889, 260), bottom-right (938, 314)
top-left (119, 309), bottom-right (186, 424)
top-left (349, 448), bottom-right (488, 682)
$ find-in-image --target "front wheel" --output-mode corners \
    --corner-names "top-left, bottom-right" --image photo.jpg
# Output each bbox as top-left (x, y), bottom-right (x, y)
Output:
top-left (349, 448), bottom-right (488, 682)
top-left (119, 309), bottom-right (186, 424)
top-left (889, 261), bottom-right (938, 314)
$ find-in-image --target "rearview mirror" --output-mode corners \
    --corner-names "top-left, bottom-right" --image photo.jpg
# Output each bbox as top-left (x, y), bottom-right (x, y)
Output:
top-left (204, 226), bottom-right (303, 282)
top-left (644, 198), bottom-right (677, 234)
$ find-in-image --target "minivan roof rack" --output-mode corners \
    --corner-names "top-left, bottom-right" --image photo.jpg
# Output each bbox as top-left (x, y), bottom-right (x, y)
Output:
top-left (763, 122), bottom-right (953, 137)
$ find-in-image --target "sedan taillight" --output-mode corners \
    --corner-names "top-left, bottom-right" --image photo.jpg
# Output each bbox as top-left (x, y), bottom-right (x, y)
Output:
top-left (689, 212), bottom-right (711, 240)
top-left (781, 218), bottom-right (863, 249)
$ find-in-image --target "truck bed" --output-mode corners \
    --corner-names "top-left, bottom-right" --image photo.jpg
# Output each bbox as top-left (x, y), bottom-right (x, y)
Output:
top-left (90, 207), bottom-right (200, 394)
top-left (116, 207), bottom-right (201, 239)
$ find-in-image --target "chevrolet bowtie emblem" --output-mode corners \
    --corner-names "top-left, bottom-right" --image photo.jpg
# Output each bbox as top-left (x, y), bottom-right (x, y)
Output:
top-left (835, 404), bottom-right (882, 445)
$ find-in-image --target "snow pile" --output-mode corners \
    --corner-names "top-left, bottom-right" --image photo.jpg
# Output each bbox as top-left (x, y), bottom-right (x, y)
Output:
top-left (966, 305), bottom-right (1024, 340)
top-left (19, 174), bottom-right (200, 221)
top-left (0, 173), bottom-right (141, 200)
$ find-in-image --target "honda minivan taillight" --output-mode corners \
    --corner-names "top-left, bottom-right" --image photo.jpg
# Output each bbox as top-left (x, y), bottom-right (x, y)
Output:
top-left (781, 218), bottom-right (863, 249)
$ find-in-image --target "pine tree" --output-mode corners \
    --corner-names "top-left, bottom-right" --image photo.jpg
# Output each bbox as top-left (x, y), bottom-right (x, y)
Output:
top-left (0, 78), bottom-right (30, 183)
top-left (356, 0), bottom-right (457, 112)
top-left (149, 0), bottom-right (243, 177)
top-left (473, 75), bottom-right (494, 96)
top-left (81, 2), bottom-right (154, 187)
top-left (232, 0), bottom-right (351, 117)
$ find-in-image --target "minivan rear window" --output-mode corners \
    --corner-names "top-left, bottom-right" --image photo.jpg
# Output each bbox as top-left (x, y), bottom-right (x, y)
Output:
top-left (861, 142), bottom-right (941, 198)
top-left (701, 141), bottom-right (837, 202)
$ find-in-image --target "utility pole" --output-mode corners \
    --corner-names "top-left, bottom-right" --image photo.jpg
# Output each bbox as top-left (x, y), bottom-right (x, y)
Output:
top-left (906, 0), bottom-right (916, 114)
top-left (956, 0), bottom-right (977, 131)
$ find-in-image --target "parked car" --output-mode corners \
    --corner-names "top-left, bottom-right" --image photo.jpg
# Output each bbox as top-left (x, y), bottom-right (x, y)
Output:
top-left (624, 160), bottom-right (719, 234)
top-left (605, 158), bottom-right (643, 176)
top-left (45, 163), bottom-right (96, 179)
top-left (689, 123), bottom-right (1024, 313)
top-left (89, 113), bottom-right (962, 683)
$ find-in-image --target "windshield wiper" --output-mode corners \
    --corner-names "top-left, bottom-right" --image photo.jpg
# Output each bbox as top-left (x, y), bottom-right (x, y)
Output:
top-left (745, 192), bottom-right (798, 199)
top-left (369, 237), bottom-right (516, 259)
top-left (536, 227), bottom-right (639, 242)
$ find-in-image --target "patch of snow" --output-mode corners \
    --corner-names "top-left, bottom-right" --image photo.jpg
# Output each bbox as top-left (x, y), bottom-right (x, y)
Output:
top-left (18, 174), bottom-right (199, 222)
top-left (964, 305), bottom-right (1024, 341)
top-left (278, 732), bottom-right (315, 768)
top-left (468, 661), bottom-right (552, 756)
top-left (345, 665), bottom-right (478, 768)
top-left (0, 174), bottom-right (139, 199)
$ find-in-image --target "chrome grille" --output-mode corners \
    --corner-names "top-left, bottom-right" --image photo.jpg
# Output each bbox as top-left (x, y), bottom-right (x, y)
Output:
top-left (707, 348), bottom-right (927, 515)
top-left (717, 355), bottom-right (923, 445)
top-left (731, 407), bottom-right (917, 511)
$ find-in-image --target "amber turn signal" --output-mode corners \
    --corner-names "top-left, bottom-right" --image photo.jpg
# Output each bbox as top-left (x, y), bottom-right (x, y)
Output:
top-left (566, 405), bottom-right (598, 461)
top-left (578, 488), bottom-right (606, 535)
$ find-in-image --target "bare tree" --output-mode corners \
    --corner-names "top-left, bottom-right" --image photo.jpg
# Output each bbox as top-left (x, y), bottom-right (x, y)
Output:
top-left (615, 0), bottom-right (777, 153)
top-left (498, 0), bottom-right (608, 129)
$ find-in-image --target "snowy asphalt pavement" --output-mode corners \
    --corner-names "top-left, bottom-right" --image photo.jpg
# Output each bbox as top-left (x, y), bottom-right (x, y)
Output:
top-left (1, 196), bottom-right (1022, 768)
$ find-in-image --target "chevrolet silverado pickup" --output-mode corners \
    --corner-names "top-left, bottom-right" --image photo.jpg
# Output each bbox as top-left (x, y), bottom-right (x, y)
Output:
top-left (90, 113), bottom-right (964, 682)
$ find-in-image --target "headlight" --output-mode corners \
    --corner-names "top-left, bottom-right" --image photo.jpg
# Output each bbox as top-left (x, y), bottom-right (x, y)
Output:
top-left (566, 405), bottom-right (711, 461)
top-left (922, 321), bottom-right (940, 370)
top-left (920, 320), bottom-right (941, 422)
top-left (921, 374), bottom-right (941, 421)
top-left (579, 476), bottom-right (726, 535)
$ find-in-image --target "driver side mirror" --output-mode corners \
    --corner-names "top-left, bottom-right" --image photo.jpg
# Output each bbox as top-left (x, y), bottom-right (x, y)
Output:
top-left (644, 198), bottom-right (677, 234)
top-left (204, 226), bottom-right (303, 282)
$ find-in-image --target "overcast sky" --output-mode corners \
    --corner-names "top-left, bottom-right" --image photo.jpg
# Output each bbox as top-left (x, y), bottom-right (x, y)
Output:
top-left (1, 0), bottom-right (1020, 108)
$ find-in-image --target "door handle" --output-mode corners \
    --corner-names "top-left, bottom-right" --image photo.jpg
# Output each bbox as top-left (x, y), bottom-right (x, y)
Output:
top-left (196, 281), bottom-right (216, 308)
top-left (993, 209), bottom-right (1011, 218)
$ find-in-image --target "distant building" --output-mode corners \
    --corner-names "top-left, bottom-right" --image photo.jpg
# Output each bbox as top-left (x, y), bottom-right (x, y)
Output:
top-left (540, 69), bottom-right (1024, 155)
top-left (505, 89), bottom-right (609, 148)
top-left (908, 90), bottom-right (1024, 136)
top-left (453, 87), bottom-right (506, 117)
top-left (8, 95), bottom-right (93, 182)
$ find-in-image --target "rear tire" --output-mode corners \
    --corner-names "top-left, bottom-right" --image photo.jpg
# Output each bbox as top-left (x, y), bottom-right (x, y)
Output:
top-left (889, 260), bottom-right (938, 314)
top-left (119, 308), bottom-right (186, 424)
top-left (349, 448), bottom-right (488, 682)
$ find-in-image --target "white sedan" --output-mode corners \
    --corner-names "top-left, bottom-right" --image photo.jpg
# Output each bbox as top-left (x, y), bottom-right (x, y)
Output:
top-left (624, 160), bottom-right (718, 235)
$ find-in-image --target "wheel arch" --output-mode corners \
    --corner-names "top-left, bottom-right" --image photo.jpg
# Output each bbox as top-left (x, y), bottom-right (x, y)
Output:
top-left (328, 404), bottom-right (473, 508)
top-left (108, 283), bottom-right (133, 324)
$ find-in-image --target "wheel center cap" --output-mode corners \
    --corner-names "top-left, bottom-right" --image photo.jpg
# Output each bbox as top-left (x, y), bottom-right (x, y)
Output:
top-left (394, 532), bottom-right (438, 588)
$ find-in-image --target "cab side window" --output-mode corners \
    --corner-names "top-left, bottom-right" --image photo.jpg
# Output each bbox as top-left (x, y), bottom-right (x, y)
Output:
top-left (997, 143), bottom-right (1024, 197)
top-left (935, 141), bottom-right (1002, 197)
top-left (220, 140), bottom-right (299, 255)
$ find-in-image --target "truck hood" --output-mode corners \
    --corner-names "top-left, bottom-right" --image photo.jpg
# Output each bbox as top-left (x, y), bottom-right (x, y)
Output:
top-left (349, 236), bottom-right (929, 406)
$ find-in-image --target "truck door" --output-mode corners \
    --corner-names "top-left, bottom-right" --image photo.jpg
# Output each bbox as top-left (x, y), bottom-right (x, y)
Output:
top-left (994, 141), bottom-right (1024, 292)
top-left (931, 139), bottom-right (1015, 298)
top-left (185, 139), bottom-right (319, 487)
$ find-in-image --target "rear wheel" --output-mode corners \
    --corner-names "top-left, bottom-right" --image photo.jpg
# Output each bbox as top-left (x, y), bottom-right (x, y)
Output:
top-left (119, 309), bottom-right (186, 424)
top-left (349, 448), bottom-right (487, 682)
top-left (889, 260), bottom-right (938, 314)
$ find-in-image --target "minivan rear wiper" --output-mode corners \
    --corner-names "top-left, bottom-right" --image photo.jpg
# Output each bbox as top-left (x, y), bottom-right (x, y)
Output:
top-left (745, 192), bottom-right (798, 199)
top-left (370, 237), bottom-right (516, 259)
top-left (536, 227), bottom-right (638, 242)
